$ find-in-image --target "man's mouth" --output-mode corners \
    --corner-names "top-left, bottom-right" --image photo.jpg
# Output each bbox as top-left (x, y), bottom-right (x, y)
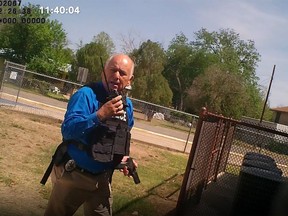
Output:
top-left (110, 82), bottom-right (119, 90)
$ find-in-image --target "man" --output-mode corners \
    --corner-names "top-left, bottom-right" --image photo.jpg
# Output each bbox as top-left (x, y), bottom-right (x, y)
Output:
top-left (44, 54), bottom-right (136, 216)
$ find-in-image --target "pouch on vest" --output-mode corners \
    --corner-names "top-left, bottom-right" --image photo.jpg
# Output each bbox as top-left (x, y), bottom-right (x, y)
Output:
top-left (91, 138), bottom-right (114, 162)
top-left (113, 125), bottom-right (131, 156)
top-left (91, 119), bottom-right (131, 163)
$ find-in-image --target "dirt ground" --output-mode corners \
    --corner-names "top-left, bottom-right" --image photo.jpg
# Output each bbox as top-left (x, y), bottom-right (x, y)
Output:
top-left (0, 107), bottom-right (184, 216)
top-left (0, 107), bottom-right (62, 216)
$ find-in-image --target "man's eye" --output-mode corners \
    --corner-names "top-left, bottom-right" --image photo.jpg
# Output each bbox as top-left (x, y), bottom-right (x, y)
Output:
top-left (117, 70), bottom-right (126, 76)
top-left (120, 71), bottom-right (127, 76)
top-left (112, 69), bottom-right (127, 76)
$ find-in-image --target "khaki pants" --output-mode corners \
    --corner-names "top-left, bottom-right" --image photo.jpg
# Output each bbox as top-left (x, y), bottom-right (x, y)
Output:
top-left (44, 165), bottom-right (113, 216)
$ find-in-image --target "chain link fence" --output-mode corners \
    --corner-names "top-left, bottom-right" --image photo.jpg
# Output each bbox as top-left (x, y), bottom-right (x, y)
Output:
top-left (0, 61), bottom-right (81, 107)
top-left (131, 97), bottom-right (198, 128)
top-left (0, 61), bottom-right (198, 151)
top-left (176, 108), bottom-right (288, 215)
top-left (0, 61), bottom-right (83, 119)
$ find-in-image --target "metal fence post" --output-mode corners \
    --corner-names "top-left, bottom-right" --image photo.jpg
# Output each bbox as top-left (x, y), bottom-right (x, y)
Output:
top-left (184, 119), bottom-right (193, 153)
top-left (15, 66), bottom-right (26, 105)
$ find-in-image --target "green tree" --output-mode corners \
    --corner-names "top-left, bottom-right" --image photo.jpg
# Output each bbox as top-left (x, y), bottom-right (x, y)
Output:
top-left (187, 28), bottom-right (264, 118)
top-left (0, 4), bottom-right (70, 76)
top-left (75, 32), bottom-right (115, 82)
top-left (163, 33), bottom-right (209, 110)
top-left (93, 31), bottom-right (115, 55)
top-left (131, 40), bottom-right (172, 106)
top-left (186, 65), bottom-right (272, 120)
top-left (186, 65), bottom-right (248, 118)
top-left (193, 28), bottom-right (261, 85)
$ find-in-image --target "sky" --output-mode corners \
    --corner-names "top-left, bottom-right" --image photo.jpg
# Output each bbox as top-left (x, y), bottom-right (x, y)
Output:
top-left (26, 0), bottom-right (288, 108)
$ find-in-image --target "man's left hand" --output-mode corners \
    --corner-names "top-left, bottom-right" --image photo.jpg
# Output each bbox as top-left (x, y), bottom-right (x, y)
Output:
top-left (120, 156), bottom-right (138, 177)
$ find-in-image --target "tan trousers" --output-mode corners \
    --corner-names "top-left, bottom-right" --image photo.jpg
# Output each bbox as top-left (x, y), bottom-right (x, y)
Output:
top-left (44, 165), bottom-right (113, 216)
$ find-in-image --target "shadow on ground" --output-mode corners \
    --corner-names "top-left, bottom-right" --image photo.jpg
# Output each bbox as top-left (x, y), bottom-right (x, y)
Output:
top-left (114, 173), bottom-right (239, 216)
top-left (174, 173), bottom-right (239, 216)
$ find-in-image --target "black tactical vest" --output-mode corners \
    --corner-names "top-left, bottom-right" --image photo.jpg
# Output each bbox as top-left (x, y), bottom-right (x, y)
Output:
top-left (85, 82), bottom-right (131, 164)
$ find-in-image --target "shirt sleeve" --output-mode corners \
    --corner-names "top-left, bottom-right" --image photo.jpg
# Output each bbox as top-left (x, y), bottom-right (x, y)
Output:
top-left (126, 98), bottom-right (134, 129)
top-left (61, 87), bottom-right (100, 143)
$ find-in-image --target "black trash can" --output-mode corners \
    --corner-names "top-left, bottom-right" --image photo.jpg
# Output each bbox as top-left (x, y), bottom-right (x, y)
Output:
top-left (242, 152), bottom-right (282, 176)
top-left (242, 159), bottom-right (282, 175)
top-left (230, 166), bottom-right (283, 216)
top-left (244, 152), bottom-right (275, 164)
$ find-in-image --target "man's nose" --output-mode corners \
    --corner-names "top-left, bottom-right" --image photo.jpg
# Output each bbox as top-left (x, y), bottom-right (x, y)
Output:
top-left (113, 70), bottom-right (120, 79)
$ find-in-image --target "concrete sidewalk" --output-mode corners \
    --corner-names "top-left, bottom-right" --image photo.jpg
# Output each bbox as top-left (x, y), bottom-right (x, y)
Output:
top-left (132, 127), bottom-right (191, 153)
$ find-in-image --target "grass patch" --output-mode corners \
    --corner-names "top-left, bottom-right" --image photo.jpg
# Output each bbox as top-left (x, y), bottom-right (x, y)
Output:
top-left (0, 175), bottom-right (16, 187)
top-left (11, 122), bottom-right (25, 130)
top-left (136, 117), bottom-right (195, 134)
top-left (265, 140), bottom-right (288, 155)
top-left (111, 146), bottom-right (188, 215)
top-left (159, 121), bottom-right (195, 134)
top-left (46, 92), bottom-right (69, 102)
top-left (28, 115), bottom-right (62, 126)
top-left (226, 164), bottom-right (241, 176)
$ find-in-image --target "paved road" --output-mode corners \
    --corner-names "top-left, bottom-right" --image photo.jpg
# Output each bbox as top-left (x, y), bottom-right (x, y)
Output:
top-left (1, 86), bottom-right (68, 109)
top-left (134, 121), bottom-right (193, 142)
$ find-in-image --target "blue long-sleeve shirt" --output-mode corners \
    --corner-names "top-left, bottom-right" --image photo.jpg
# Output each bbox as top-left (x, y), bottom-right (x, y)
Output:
top-left (61, 82), bottom-right (134, 173)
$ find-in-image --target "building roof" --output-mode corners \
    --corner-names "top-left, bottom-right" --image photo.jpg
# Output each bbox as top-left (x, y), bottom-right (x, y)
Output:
top-left (270, 106), bottom-right (288, 113)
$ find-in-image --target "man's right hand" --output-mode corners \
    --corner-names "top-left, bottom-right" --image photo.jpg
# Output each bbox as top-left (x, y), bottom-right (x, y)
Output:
top-left (96, 95), bottom-right (124, 121)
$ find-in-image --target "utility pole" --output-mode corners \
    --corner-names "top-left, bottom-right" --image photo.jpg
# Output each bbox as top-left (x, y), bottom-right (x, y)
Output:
top-left (260, 65), bottom-right (276, 123)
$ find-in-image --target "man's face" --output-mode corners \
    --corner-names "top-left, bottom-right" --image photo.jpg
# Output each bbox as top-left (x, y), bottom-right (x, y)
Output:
top-left (103, 55), bottom-right (134, 92)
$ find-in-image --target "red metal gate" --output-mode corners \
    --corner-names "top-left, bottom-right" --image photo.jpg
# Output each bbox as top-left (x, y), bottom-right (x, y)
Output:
top-left (176, 108), bottom-right (236, 214)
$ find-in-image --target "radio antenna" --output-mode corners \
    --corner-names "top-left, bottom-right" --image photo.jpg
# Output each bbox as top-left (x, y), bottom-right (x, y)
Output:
top-left (100, 56), bottom-right (111, 93)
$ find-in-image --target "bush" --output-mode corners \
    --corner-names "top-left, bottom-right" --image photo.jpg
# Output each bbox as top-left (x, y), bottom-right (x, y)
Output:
top-left (265, 140), bottom-right (288, 155)
top-left (170, 111), bottom-right (192, 122)
top-left (22, 77), bottom-right (50, 95)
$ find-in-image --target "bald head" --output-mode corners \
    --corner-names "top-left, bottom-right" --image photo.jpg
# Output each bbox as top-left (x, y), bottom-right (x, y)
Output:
top-left (102, 54), bottom-right (135, 92)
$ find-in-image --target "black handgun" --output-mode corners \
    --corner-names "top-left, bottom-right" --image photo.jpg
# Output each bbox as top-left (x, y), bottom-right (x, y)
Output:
top-left (116, 157), bottom-right (140, 184)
